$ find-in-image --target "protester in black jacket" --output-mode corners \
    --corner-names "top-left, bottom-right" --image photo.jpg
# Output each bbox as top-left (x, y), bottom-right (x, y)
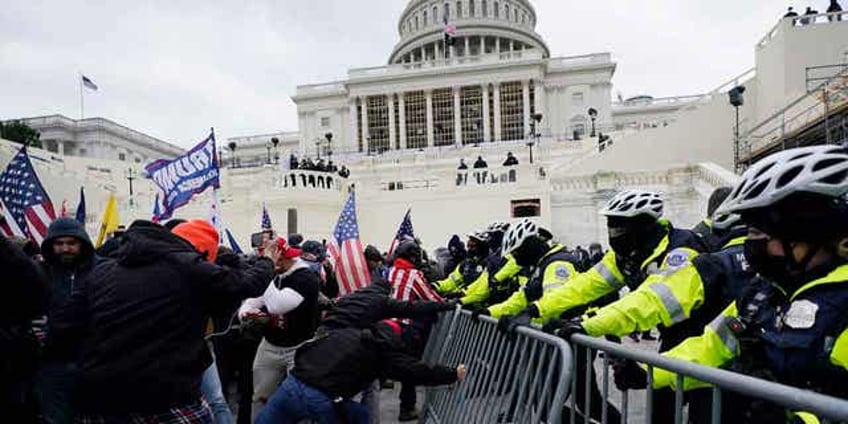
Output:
top-left (0, 235), bottom-right (47, 423)
top-left (36, 217), bottom-right (103, 423)
top-left (255, 321), bottom-right (465, 424)
top-left (51, 220), bottom-right (275, 420)
top-left (321, 279), bottom-right (454, 330)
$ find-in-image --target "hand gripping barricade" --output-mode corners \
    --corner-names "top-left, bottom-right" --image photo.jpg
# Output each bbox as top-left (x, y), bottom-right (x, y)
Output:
top-left (564, 334), bottom-right (848, 424)
top-left (421, 308), bottom-right (574, 424)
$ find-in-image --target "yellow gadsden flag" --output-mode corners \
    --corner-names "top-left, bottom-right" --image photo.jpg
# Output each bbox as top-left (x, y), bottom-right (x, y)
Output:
top-left (95, 195), bottom-right (120, 248)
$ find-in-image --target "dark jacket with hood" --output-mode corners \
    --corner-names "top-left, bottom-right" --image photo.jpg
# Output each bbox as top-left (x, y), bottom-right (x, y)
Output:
top-left (292, 324), bottom-right (457, 399)
top-left (39, 217), bottom-right (101, 359)
top-left (321, 280), bottom-right (454, 330)
top-left (52, 221), bottom-right (275, 415)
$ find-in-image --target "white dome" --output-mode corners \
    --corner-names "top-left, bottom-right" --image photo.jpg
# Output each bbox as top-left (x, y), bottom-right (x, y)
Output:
top-left (390, 0), bottom-right (549, 64)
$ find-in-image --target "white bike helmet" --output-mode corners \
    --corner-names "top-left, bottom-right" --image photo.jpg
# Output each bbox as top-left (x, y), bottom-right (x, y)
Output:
top-left (601, 189), bottom-right (664, 219)
top-left (501, 219), bottom-right (538, 256)
top-left (467, 230), bottom-right (490, 244)
top-left (487, 221), bottom-right (510, 234)
top-left (711, 212), bottom-right (742, 231)
top-left (716, 145), bottom-right (848, 216)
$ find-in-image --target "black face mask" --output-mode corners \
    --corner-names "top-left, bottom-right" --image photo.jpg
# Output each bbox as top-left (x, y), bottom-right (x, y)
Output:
top-left (608, 220), bottom-right (662, 260)
top-left (743, 237), bottom-right (827, 291)
top-left (513, 237), bottom-right (548, 267)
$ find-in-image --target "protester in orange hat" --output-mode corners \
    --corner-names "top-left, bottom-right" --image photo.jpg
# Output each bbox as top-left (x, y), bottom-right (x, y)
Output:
top-left (172, 219), bottom-right (220, 263)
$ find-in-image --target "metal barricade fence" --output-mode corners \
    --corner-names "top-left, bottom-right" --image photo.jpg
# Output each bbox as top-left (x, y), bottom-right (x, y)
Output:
top-left (567, 334), bottom-right (848, 424)
top-left (421, 309), bottom-right (573, 424)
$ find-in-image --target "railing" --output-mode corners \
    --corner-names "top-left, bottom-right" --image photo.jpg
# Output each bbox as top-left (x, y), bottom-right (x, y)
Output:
top-left (568, 334), bottom-right (848, 423)
top-left (613, 94), bottom-right (705, 109)
top-left (349, 50), bottom-right (545, 79)
top-left (456, 167), bottom-right (522, 186)
top-left (758, 11), bottom-right (848, 50)
top-left (546, 53), bottom-right (613, 69)
top-left (739, 65), bottom-right (848, 162)
top-left (275, 169), bottom-right (346, 191)
top-left (294, 81), bottom-right (347, 98)
top-left (421, 309), bottom-right (573, 424)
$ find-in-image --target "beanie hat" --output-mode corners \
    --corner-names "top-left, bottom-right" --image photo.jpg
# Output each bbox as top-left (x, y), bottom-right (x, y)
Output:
top-left (173, 219), bottom-right (220, 263)
top-left (275, 237), bottom-right (302, 259)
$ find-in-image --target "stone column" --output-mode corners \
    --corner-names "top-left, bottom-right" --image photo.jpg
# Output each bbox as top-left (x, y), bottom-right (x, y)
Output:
top-left (482, 84), bottom-right (491, 142)
top-left (435, 41), bottom-right (442, 61)
top-left (349, 99), bottom-right (358, 152)
top-left (57, 140), bottom-right (65, 156)
top-left (480, 36), bottom-right (485, 55)
top-left (495, 37), bottom-right (501, 54)
top-left (464, 37), bottom-right (470, 57)
top-left (453, 86), bottom-right (463, 146)
top-left (399, 93), bottom-right (408, 149)
top-left (493, 83), bottom-right (502, 142)
top-left (425, 90), bottom-right (434, 147)
top-left (420, 46), bottom-right (426, 61)
top-left (388, 94), bottom-right (397, 150)
top-left (522, 80), bottom-right (531, 139)
top-left (362, 96), bottom-right (370, 152)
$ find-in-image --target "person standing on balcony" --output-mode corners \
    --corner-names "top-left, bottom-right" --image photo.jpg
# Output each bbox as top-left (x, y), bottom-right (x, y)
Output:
top-left (828, 0), bottom-right (843, 21)
top-left (783, 6), bottom-right (798, 18)
top-left (473, 156), bottom-right (488, 184)
top-left (503, 151), bottom-right (519, 166)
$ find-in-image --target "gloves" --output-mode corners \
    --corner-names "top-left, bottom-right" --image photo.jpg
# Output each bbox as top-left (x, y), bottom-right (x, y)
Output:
top-left (442, 292), bottom-right (463, 300)
top-left (497, 310), bottom-right (533, 334)
top-left (541, 318), bottom-right (586, 338)
top-left (438, 299), bottom-right (460, 311)
top-left (471, 307), bottom-right (490, 322)
top-left (612, 358), bottom-right (648, 390)
top-left (523, 278), bottom-right (544, 302)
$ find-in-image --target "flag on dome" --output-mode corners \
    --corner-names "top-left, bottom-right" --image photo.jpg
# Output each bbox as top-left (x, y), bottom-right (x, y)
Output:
top-left (261, 202), bottom-right (273, 231)
top-left (0, 146), bottom-right (56, 243)
top-left (82, 75), bottom-right (99, 91)
top-left (387, 209), bottom-right (415, 257)
top-left (327, 192), bottom-right (371, 295)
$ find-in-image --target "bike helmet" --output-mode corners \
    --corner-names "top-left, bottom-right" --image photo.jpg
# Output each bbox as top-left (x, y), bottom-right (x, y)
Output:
top-left (486, 221), bottom-right (510, 234)
top-left (501, 218), bottom-right (538, 256)
top-left (467, 230), bottom-right (490, 244)
top-left (601, 189), bottom-right (663, 219)
top-left (710, 211), bottom-right (742, 231)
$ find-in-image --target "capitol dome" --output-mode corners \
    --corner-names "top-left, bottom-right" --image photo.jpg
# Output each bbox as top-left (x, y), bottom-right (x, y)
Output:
top-left (389, 0), bottom-right (550, 64)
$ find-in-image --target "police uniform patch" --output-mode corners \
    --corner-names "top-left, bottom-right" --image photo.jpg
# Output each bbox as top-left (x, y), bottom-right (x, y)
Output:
top-left (555, 265), bottom-right (570, 279)
top-left (783, 300), bottom-right (818, 329)
top-left (665, 251), bottom-right (690, 270)
top-left (476, 265), bottom-right (484, 273)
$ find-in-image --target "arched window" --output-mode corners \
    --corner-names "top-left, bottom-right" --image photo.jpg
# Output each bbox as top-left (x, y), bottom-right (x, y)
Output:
top-left (433, 6), bottom-right (439, 23)
top-left (456, 1), bottom-right (463, 19)
top-left (445, 3), bottom-right (450, 22)
top-left (469, 0), bottom-right (476, 17)
top-left (494, 1), bottom-right (499, 18)
top-left (504, 4), bottom-right (510, 21)
top-left (482, 0), bottom-right (488, 17)
top-left (415, 15), bottom-right (419, 30)
top-left (423, 10), bottom-right (428, 25)
top-left (514, 9), bottom-right (519, 22)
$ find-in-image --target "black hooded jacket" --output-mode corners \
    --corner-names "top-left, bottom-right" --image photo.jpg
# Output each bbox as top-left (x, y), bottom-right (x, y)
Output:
top-left (51, 222), bottom-right (275, 414)
top-left (320, 280), bottom-right (454, 330)
top-left (292, 324), bottom-right (457, 399)
top-left (39, 217), bottom-right (101, 359)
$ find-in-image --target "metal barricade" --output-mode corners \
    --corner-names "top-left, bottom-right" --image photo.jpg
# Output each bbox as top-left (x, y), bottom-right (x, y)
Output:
top-left (567, 334), bottom-right (848, 423)
top-left (421, 309), bottom-right (574, 424)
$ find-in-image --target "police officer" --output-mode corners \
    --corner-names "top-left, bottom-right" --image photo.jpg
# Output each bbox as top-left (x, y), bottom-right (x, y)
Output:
top-left (434, 231), bottom-right (490, 296)
top-left (459, 222), bottom-right (525, 308)
top-left (692, 186), bottom-right (733, 247)
top-left (549, 210), bottom-right (753, 423)
top-left (620, 145), bottom-right (848, 424)
top-left (506, 189), bottom-right (705, 423)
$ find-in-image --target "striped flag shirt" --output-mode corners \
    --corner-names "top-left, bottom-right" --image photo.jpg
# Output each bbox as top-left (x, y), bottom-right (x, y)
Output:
top-left (388, 258), bottom-right (443, 303)
top-left (0, 147), bottom-right (56, 243)
top-left (327, 192), bottom-right (371, 295)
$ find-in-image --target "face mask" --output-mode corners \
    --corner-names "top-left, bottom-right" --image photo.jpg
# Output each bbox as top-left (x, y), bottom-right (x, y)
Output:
top-left (743, 238), bottom-right (788, 283)
top-left (513, 237), bottom-right (547, 267)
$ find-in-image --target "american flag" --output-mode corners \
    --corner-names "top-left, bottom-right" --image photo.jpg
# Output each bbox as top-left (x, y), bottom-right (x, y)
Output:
top-left (261, 202), bottom-right (273, 231)
top-left (387, 209), bottom-right (415, 257)
top-left (327, 192), bottom-right (371, 295)
top-left (443, 1), bottom-right (457, 35)
top-left (0, 147), bottom-right (56, 243)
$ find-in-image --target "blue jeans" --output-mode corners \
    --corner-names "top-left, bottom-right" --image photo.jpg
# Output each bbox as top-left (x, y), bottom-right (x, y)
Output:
top-left (200, 362), bottom-right (234, 424)
top-left (255, 376), bottom-right (368, 424)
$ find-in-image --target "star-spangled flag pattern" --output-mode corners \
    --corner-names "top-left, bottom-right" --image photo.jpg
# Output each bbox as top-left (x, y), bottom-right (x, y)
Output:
top-left (0, 147), bottom-right (56, 243)
top-left (261, 202), bottom-right (273, 231)
top-left (387, 209), bottom-right (415, 257)
top-left (326, 192), bottom-right (371, 295)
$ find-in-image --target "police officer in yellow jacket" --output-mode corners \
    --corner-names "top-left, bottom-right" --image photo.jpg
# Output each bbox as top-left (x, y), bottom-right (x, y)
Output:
top-left (619, 145), bottom-right (848, 424)
top-left (434, 231), bottom-right (489, 296)
top-left (459, 222), bottom-right (525, 307)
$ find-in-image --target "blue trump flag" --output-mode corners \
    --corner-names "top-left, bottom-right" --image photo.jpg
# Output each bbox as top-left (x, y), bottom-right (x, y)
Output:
top-left (146, 131), bottom-right (220, 221)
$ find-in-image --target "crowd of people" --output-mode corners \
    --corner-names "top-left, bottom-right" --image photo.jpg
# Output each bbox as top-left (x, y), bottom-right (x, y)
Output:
top-left (3, 143), bottom-right (848, 423)
top-left (289, 154), bottom-right (350, 179)
top-left (783, 1), bottom-right (843, 23)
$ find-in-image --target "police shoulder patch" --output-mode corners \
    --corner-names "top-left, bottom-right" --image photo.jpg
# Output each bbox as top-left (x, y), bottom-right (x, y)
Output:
top-left (783, 299), bottom-right (819, 329)
top-left (555, 264), bottom-right (571, 279)
top-left (664, 249), bottom-right (691, 270)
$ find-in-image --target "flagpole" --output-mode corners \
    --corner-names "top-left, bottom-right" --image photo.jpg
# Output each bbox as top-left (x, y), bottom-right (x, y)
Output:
top-left (210, 127), bottom-right (224, 242)
top-left (79, 72), bottom-right (84, 120)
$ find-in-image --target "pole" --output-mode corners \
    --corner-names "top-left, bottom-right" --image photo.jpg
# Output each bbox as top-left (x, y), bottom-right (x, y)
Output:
top-left (126, 168), bottom-right (135, 208)
top-left (824, 86), bottom-right (831, 144)
top-left (734, 105), bottom-right (741, 171)
top-left (79, 73), bottom-right (84, 120)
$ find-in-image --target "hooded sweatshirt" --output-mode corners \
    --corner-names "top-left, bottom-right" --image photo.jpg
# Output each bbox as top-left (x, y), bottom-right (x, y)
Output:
top-left (51, 221), bottom-right (274, 414)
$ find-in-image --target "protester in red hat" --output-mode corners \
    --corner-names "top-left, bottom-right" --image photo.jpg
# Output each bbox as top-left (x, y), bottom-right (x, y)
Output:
top-left (237, 235), bottom-right (321, 419)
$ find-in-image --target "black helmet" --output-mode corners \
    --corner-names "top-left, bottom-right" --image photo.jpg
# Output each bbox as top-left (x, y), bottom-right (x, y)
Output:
top-left (394, 240), bottom-right (423, 263)
top-left (364, 245), bottom-right (383, 262)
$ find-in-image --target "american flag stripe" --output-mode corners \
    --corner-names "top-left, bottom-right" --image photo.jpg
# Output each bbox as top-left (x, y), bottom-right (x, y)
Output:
top-left (329, 192), bottom-right (371, 296)
top-left (0, 147), bottom-right (56, 242)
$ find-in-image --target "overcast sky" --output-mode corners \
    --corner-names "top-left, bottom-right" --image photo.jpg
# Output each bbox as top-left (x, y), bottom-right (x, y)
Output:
top-left (0, 0), bottom-right (800, 148)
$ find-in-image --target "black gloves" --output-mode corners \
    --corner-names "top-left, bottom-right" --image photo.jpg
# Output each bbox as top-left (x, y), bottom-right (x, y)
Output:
top-left (471, 307), bottom-right (490, 322)
top-left (523, 278), bottom-right (544, 302)
top-left (612, 358), bottom-right (648, 390)
top-left (438, 299), bottom-right (460, 311)
top-left (442, 292), bottom-right (464, 300)
top-left (497, 309), bottom-right (534, 334)
top-left (541, 318), bottom-right (587, 340)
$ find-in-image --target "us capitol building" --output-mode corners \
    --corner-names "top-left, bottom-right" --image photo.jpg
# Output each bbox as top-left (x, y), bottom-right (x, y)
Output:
top-left (5, 0), bottom-right (847, 250)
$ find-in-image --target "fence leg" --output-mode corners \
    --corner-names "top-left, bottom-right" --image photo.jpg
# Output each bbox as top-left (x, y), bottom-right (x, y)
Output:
top-left (602, 354), bottom-right (610, 424)
top-left (646, 365), bottom-right (654, 423)
top-left (711, 387), bottom-right (722, 424)
top-left (584, 346), bottom-right (593, 424)
top-left (570, 343), bottom-right (578, 424)
top-left (674, 374), bottom-right (684, 424)
top-left (622, 389), bottom-right (628, 424)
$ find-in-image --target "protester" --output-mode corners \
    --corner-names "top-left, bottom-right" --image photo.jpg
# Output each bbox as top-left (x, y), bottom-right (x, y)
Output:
top-left (473, 156), bottom-right (488, 169)
top-left (1, 235), bottom-right (47, 423)
top-left (364, 244), bottom-right (388, 283)
top-left (339, 165), bottom-right (351, 178)
top-left (784, 6), bottom-right (799, 17)
top-left (51, 219), bottom-right (275, 421)
top-left (255, 320), bottom-right (465, 424)
top-left (35, 217), bottom-right (103, 423)
top-left (828, 0), bottom-right (843, 21)
top-left (238, 237), bottom-right (320, 419)
top-left (457, 159), bottom-right (468, 170)
top-left (503, 152), bottom-right (519, 166)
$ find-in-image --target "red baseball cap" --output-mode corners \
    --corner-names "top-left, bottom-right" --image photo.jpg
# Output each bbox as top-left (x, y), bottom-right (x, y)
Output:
top-left (275, 237), bottom-right (302, 259)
